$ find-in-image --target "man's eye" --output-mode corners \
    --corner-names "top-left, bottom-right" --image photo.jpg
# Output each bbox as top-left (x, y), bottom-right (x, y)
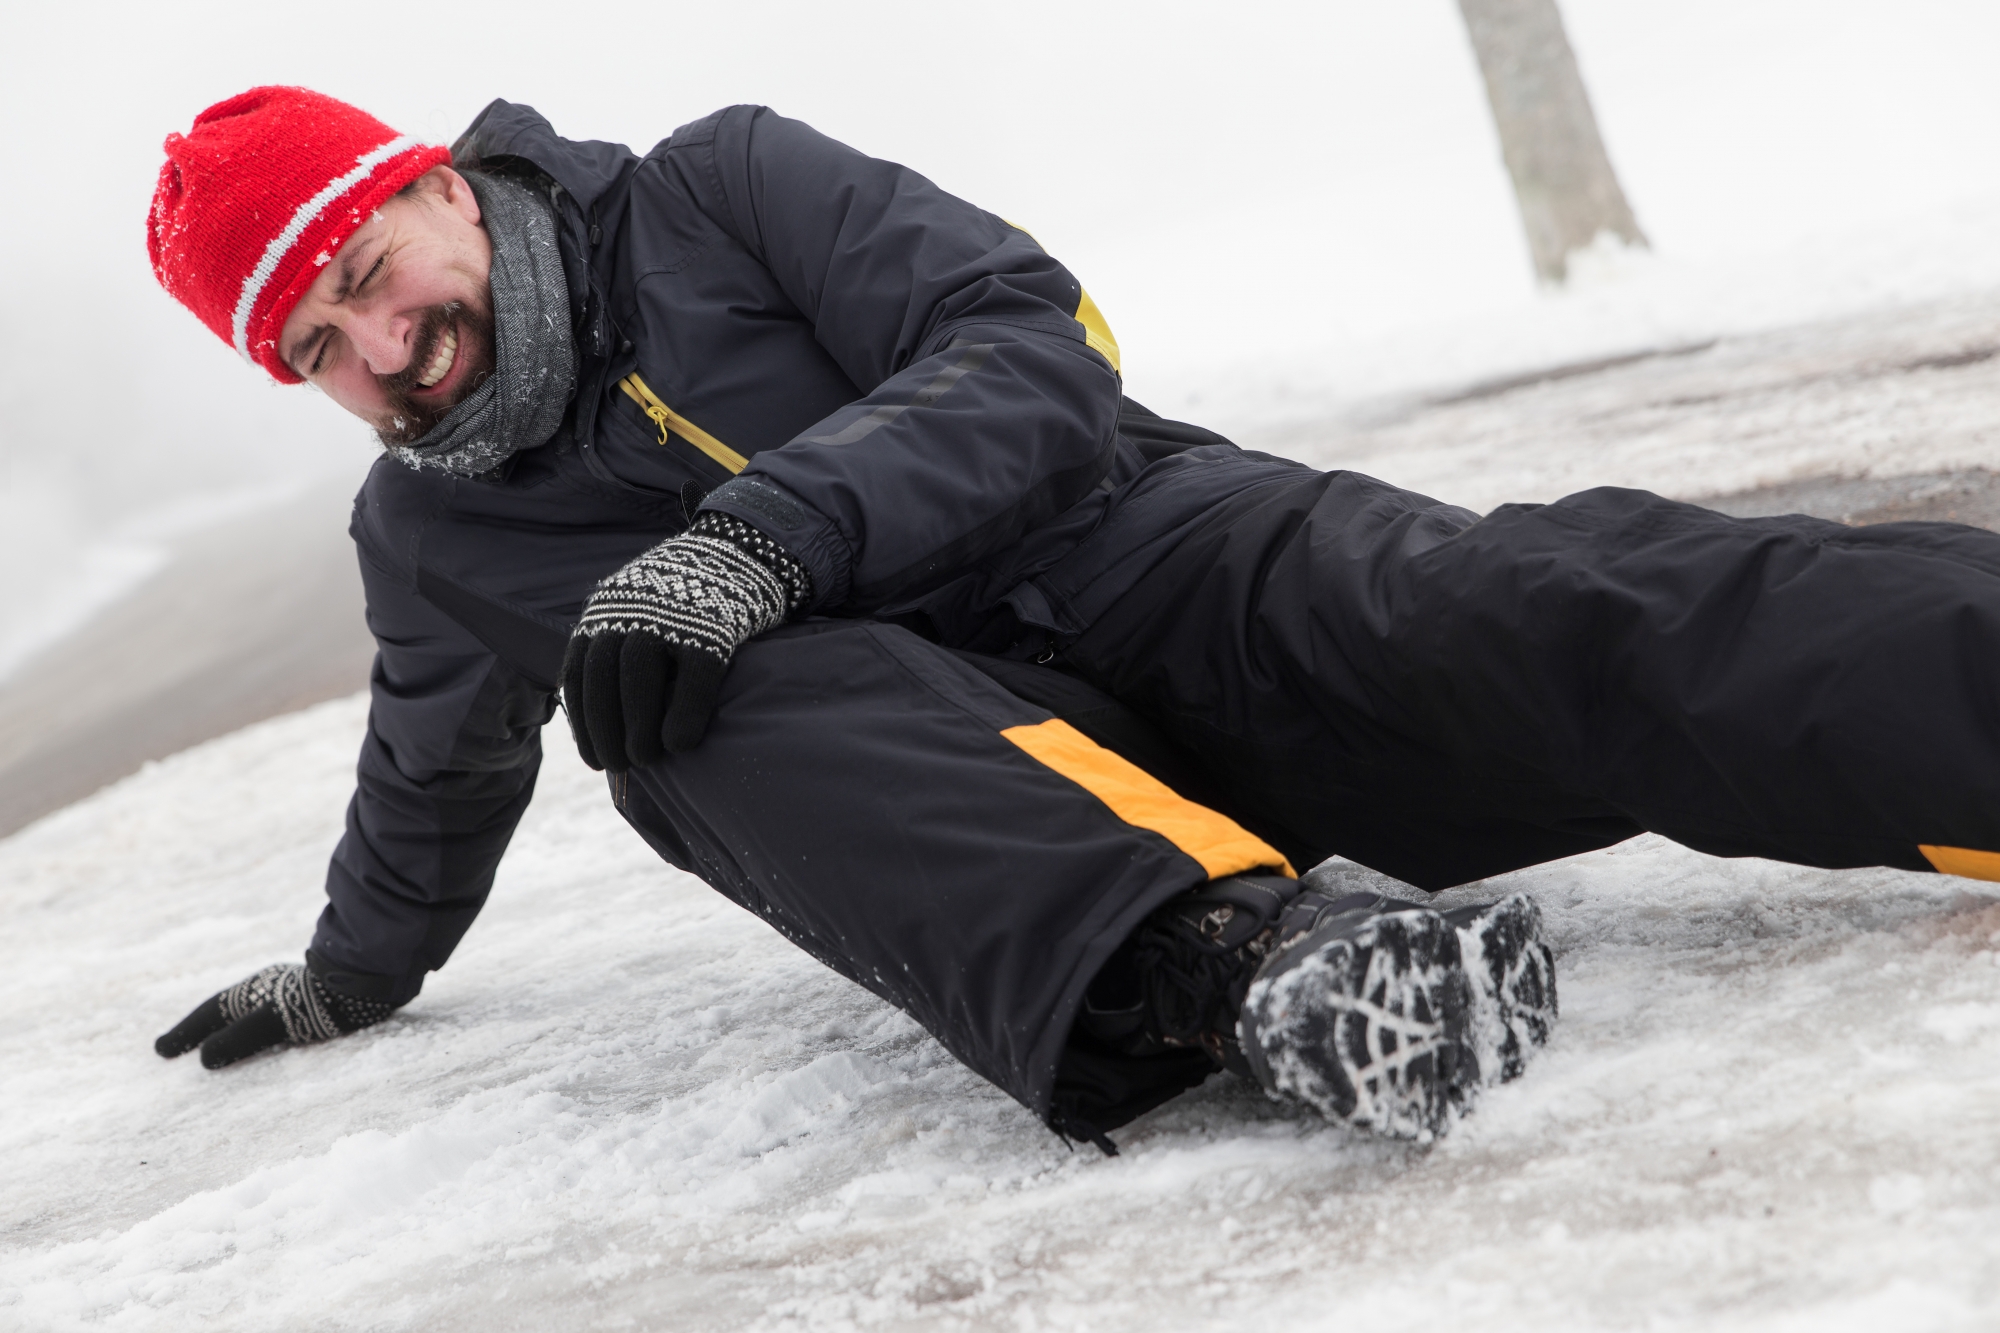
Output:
top-left (310, 334), bottom-right (332, 376)
top-left (359, 256), bottom-right (386, 292)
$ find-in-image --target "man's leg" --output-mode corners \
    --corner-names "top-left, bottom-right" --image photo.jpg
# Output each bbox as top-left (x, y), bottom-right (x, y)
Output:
top-left (610, 619), bottom-right (1292, 1142)
top-left (1068, 471), bottom-right (2000, 888)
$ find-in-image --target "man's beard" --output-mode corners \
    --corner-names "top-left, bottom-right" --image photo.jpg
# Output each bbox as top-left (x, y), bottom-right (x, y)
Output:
top-left (373, 300), bottom-right (497, 448)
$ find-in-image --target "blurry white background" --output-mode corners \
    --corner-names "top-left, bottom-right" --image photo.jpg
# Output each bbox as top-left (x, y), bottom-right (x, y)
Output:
top-left (1, 0), bottom-right (1997, 674)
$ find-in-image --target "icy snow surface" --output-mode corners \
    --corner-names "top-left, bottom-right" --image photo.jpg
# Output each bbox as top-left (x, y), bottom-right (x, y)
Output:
top-left (5, 693), bottom-right (2000, 1330)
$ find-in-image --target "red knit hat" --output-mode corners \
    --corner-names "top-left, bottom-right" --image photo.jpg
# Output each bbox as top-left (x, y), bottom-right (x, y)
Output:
top-left (148, 87), bottom-right (452, 383)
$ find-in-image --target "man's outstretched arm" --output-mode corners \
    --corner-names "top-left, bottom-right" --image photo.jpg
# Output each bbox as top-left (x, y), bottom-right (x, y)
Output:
top-left (158, 554), bottom-right (550, 1067)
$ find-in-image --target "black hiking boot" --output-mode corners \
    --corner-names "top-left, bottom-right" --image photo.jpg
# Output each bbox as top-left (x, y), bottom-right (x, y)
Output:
top-left (1080, 862), bottom-right (1558, 1140)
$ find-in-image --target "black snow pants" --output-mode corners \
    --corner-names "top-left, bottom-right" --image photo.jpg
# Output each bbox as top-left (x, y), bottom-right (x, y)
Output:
top-left (616, 458), bottom-right (2000, 1139)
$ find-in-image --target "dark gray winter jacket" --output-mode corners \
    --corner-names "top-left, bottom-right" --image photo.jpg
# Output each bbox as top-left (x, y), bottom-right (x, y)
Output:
top-left (316, 101), bottom-right (1270, 1000)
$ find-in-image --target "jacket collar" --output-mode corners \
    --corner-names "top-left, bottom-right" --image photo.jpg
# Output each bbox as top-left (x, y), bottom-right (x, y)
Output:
top-left (450, 100), bottom-right (635, 219)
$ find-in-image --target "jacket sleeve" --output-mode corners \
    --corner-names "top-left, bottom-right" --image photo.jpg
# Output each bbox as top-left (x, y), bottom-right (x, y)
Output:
top-left (677, 105), bottom-right (1124, 611)
top-left (310, 553), bottom-right (553, 1004)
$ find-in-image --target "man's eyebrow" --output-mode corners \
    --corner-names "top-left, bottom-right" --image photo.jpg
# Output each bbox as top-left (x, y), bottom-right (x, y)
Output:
top-left (286, 235), bottom-right (377, 372)
top-left (330, 240), bottom-right (368, 303)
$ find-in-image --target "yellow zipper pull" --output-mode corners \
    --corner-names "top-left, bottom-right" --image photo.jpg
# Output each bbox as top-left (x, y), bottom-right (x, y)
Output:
top-left (617, 372), bottom-right (750, 474)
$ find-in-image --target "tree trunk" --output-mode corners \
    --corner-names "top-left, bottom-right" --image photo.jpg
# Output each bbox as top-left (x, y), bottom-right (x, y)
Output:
top-left (1457, 0), bottom-right (1648, 283)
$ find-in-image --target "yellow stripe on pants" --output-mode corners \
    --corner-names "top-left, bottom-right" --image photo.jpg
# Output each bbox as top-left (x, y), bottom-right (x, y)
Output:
top-left (1001, 718), bottom-right (1293, 880)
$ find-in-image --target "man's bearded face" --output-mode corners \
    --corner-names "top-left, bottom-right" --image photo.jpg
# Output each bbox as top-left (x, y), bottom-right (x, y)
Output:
top-left (276, 166), bottom-right (497, 443)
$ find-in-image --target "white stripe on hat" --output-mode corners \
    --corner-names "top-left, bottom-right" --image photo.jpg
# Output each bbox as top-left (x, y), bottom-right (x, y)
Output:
top-left (230, 134), bottom-right (423, 364)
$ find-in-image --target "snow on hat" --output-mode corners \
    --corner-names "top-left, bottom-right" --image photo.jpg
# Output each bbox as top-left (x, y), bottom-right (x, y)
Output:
top-left (148, 86), bottom-right (452, 384)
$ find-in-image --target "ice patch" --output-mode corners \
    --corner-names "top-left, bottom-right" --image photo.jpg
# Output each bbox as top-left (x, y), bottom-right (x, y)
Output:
top-left (714, 1051), bottom-right (898, 1157)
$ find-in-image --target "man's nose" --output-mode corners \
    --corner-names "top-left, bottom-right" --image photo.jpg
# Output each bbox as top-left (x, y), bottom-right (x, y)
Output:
top-left (350, 312), bottom-right (415, 377)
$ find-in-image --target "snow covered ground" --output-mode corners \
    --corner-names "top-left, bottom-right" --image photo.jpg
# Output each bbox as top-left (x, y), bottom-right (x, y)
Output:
top-left (14, 282), bottom-right (2000, 1328)
top-left (6, 691), bottom-right (2000, 1331)
top-left (9, 317), bottom-right (2000, 1332)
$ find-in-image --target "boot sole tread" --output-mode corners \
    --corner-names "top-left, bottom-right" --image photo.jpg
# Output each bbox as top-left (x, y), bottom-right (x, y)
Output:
top-left (1241, 909), bottom-right (1473, 1140)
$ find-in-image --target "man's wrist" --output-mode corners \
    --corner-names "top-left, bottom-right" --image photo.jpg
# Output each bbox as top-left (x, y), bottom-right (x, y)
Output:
top-left (696, 476), bottom-right (847, 611)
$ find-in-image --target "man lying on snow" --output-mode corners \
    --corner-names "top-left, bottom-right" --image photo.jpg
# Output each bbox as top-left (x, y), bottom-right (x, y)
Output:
top-left (150, 87), bottom-right (2000, 1152)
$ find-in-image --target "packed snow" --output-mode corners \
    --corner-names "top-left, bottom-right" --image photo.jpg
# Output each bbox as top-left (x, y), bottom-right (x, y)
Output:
top-left (1261, 292), bottom-right (2000, 515)
top-left (5, 675), bottom-right (2000, 1329)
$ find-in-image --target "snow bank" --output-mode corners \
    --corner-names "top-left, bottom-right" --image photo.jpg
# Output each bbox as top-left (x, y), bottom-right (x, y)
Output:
top-left (5, 697), bottom-right (2000, 1330)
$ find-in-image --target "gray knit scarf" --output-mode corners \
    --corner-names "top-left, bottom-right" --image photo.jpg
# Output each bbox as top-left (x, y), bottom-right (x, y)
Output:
top-left (389, 171), bottom-right (576, 478)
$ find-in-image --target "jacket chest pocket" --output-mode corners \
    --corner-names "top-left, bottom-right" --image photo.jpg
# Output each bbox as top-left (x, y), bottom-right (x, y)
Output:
top-left (618, 372), bottom-right (748, 480)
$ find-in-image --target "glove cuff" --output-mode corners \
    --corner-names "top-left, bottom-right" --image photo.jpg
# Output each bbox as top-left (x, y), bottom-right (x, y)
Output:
top-left (306, 949), bottom-right (403, 1034)
top-left (310, 972), bottom-right (398, 1036)
top-left (686, 510), bottom-right (812, 616)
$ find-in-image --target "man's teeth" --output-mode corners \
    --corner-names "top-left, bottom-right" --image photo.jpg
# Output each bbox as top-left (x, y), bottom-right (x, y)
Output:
top-left (417, 329), bottom-right (458, 388)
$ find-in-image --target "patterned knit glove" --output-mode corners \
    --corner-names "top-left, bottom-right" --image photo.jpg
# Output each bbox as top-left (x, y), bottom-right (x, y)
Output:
top-left (154, 953), bottom-right (398, 1070)
top-left (562, 511), bottom-right (811, 770)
